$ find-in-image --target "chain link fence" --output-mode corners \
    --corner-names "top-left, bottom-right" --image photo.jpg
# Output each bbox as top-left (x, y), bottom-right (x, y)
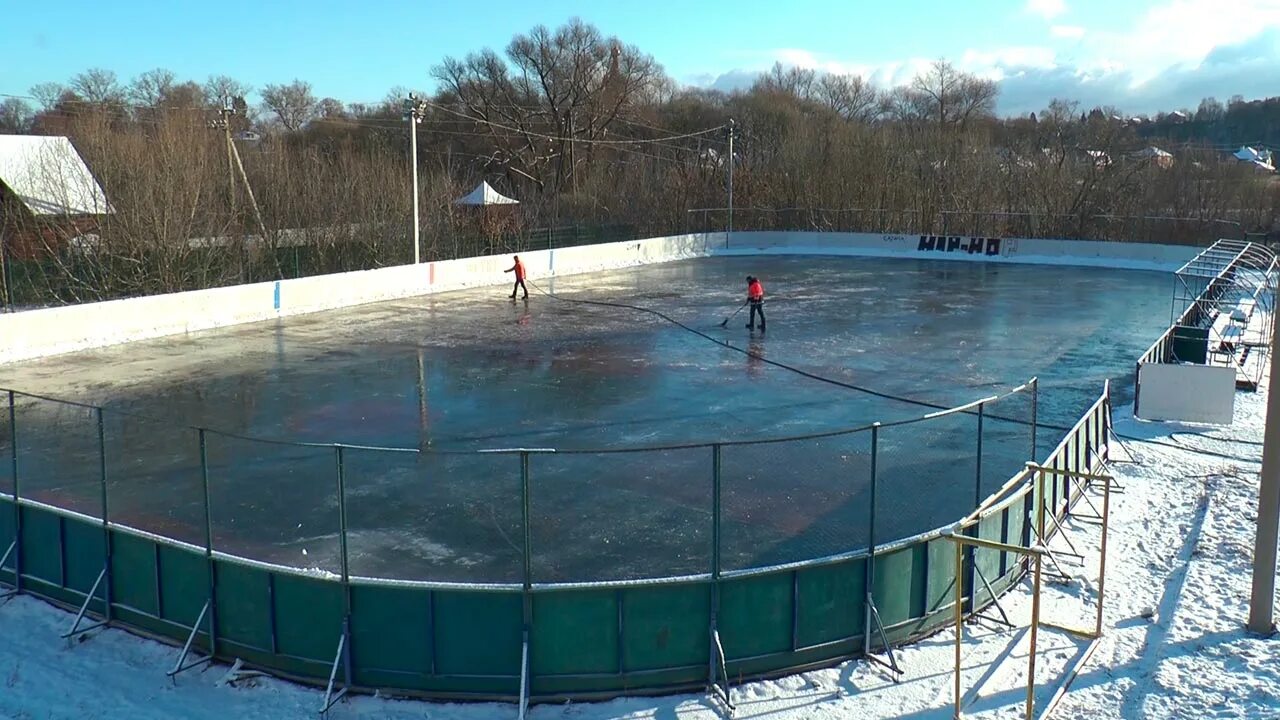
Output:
top-left (0, 380), bottom-right (1041, 585)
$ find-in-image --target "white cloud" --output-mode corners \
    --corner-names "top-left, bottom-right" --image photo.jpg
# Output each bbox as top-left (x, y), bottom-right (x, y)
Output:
top-left (687, 0), bottom-right (1280, 114)
top-left (1026, 0), bottom-right (1067, 20)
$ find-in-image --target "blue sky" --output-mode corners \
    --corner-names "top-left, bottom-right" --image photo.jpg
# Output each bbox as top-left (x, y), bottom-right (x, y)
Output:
top-left (3, 0), bottom-right (1278, 114)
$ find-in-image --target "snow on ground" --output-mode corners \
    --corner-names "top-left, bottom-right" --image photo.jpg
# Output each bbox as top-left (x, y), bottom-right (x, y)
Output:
top-left (3, 373), bottom-right (1280, 719)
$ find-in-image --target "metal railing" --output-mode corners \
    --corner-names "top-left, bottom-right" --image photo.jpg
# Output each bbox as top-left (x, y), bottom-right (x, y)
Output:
top-left (1134, 239), bottom-right (1278, 412)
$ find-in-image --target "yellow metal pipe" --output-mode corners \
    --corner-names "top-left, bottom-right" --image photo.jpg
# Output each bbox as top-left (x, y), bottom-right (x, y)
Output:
top-left (944, 531), bottom-right (1046, 557)
top-left (954, 537), bottom-right (964, 720)
top-left (1025, 463), bottom-right (1114, 483)
top-left (1028, 552), bottom-right (1043, 719)
top-left (1095, 475), bottom-right (1112, 638)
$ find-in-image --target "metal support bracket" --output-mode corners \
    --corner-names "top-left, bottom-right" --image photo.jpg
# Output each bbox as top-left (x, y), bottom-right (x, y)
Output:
top-left (61, 566), bottom-right (108, 641)
top-left (1065, 473), bottom-right (1106, 522)
top-left (1041, 509), bottom-right (1086, 560)
top-left (971, 561), bottom-right (1015, 628)
top-left (708, 628), bottom-right (735, 715)
top-left (168, 599), bottom-right (213, 680)
top-left (320, 617), bottom-right (351, 715)
top-left (864, 593), bottom-right (904, 680)
top-left (1028, 521), bottom-right (1075, 581)
top-left (0, 540), bottom-right (16, 601)
top-left (518, 630), bottom-right (530, 720)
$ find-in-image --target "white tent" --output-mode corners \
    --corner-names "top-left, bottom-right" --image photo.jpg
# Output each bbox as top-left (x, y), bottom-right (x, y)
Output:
top-left (0, 135), bottom-right (111, 216)
top-left (453, 181), bottom-right (519, 206)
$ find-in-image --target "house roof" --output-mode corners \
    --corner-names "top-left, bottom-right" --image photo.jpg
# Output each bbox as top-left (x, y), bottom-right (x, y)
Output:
top-left (453, 180), bottom-right (518, 206)
top-left (0, 135), bottom-right (111, 216)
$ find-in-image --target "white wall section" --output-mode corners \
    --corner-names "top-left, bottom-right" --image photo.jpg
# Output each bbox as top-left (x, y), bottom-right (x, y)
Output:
top-left (1, 230), bottom-right (1201, 364)
top-left (1135, 363), bottom-right (1238, 424)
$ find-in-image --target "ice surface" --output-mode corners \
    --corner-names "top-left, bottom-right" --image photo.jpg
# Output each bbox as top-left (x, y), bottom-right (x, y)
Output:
top-left (0, 256), bottom-right (1170, 581)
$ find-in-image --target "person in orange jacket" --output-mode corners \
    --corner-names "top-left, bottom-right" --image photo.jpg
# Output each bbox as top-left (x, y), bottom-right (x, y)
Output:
top-left (505, 255), bottom-right (528, 299)
top-left (746, 276), bottom-right (766, 331)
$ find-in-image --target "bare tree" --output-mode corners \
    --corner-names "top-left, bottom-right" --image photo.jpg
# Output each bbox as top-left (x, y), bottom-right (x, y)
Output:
top-left (204, 75), bottom-right (251, 108)
top-left (435, 18), bottom-right (667, 194)
top-left (30, 82), bottom-right (67, 111)
top-left (901, 60), bottom-right (998, 128)
top-left (70, 68), bottom-right (126, 106)
top-left (261, 80), bottom-right (318, 131)
top-left (129, 68), bottom-right (177, 108)
top-left (816, 73), bottom-right (879, 122)
top-left (0, 98), bottom-right (34, 134)
top-left (753, 62), bottom-right (818, 100)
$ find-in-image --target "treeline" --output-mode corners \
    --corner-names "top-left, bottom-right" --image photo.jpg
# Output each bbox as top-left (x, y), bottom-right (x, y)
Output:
top-left (1133, 96), bottom-right (1280, 148)
top-left (1, 19), bottom-right (1277, 305)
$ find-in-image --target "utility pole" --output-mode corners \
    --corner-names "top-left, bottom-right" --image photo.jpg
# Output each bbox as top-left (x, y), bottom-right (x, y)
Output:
top-left (1249, 288), bottom-right (1280, 635)
top-left (726, 119), bottom-right (736, 249)
top-left (218, 105), bottom-right (236, 215)
top-left (404, 94), bottom-right (428, 265)
top-left (210, 106), bottom-right (266, 280)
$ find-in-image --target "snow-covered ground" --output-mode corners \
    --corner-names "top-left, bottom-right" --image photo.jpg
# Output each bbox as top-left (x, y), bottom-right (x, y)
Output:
top-left (3, 374), bottom-right (1279, 719)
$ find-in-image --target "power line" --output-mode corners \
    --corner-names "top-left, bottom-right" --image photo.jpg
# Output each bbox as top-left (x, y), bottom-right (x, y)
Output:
top-left (424, 100), bottom-right (726, 146)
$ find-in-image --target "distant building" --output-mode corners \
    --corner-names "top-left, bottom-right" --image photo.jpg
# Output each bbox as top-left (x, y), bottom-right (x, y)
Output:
top-left (1168, 111), bottom-right (1190, 123)
top-left (1084, 149), bottom-right (1112, 168)
top-left (0, 135), bottom-right (111, 261)
top-left (1231, 147), bottom-right (1275, 173)
top-left (1134, 146), bottom-right (1175, 169)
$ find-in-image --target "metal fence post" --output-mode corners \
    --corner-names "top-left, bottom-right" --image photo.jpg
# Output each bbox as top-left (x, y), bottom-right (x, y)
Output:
top-left (198, 429), bottom-right (218, 656)
top-left (520, 451), bottom-right (532, 617)
top-left (864, 424), bottom-right (879, 653)
top-left (1029, 378), bottom-right (1038, 463)
top-left (962, 403), bottom-right (984, 614)
top-left (8, 390), bottom-right (20, 593)
top-left (334, 446), bottom-right (351, 613)
top-left (711, 444), bottom-right (722, 584)
top-left (709, 443), bottom-right (723, 687)
top-left (96, 407), bottom-right (112, 623)
top-left (975, 402), bottom-right (985, 507)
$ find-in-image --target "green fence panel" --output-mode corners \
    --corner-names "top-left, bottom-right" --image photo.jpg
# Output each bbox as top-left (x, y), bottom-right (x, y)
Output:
top-left (19, 505), bottom-right (62, 587)
top-left (974, 514), bottom-right (1004, 606)
top-left (1005, 501), bottom-right (1028, 576)
top-left (350, 584), bottom-right (433, 689)
top-left (273, 572), bottom-right (345, 663)
top-left (63, 518), bottom-right (106, 597)
top-left (433, 590), bottom-right (522, 678)
top-left (795, 559), bottom-right (865, 648)
top-left (0, 498), bottom-right (14, 585)
top-left (109, 531), bottom-right (159, 616)
top-left (872, 544), bottom-right (926, 629)
top-left (924, 537), bottom-right (957, 616)
top-left (720, 572), bottom-right (792, 661)
top-left (213, 560), bottom-right (273, 652)
top-left (157, 544), bottom-right (208, 629)
top-left (532, 589), bottom-right (619, 677)
top-left (621, 583), bottom-right (709, 673)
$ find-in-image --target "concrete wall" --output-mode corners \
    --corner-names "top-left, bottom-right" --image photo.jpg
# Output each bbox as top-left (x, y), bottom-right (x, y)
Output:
top-left (718, 231), bottom-right (1199, 271)
top-left (0, 233), bottom-right (717, 364)
top-left (1135, 363), bottom-right (1237, 424)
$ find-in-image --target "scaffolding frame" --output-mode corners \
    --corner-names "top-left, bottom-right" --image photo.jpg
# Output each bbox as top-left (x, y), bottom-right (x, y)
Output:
top-left (949, 463), bottom-right (1113, 719)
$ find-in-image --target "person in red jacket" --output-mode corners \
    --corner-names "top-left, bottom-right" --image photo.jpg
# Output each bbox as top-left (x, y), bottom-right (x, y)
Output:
top-left (746, 275), bottom-right (766, 331)
top-left (505, 255), bottom-right (528, 299)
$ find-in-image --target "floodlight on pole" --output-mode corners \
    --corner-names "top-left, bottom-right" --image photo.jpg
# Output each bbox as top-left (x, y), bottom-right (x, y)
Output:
top-left (405, 93), bottom-right (429, 265)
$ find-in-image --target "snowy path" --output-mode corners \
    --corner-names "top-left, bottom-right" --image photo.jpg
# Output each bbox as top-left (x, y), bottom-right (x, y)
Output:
top-left (2, 379), bottom-right (1279, 719)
